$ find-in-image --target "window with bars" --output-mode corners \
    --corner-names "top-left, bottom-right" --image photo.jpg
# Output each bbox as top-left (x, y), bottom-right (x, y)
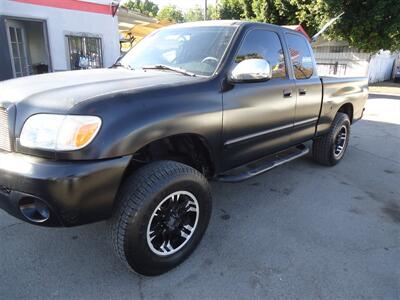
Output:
top-left (67, 35), bottom-right (103, 70)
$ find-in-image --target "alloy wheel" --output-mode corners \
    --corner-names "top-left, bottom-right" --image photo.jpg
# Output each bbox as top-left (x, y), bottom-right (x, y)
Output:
top-left (146, 191), bottom-right (199, 256)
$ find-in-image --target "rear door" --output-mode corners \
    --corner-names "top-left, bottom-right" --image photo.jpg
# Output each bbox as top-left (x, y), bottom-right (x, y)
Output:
top-left (222, 29), bottom-right (296, 170)
top-left (285, 33), bottom-right (323, 143)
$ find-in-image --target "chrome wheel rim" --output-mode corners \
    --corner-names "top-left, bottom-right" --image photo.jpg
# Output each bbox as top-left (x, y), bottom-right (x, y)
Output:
top-left (334, 125), bottom-right (348, 158)
top-left (146, 191), bottom-right (199, 256)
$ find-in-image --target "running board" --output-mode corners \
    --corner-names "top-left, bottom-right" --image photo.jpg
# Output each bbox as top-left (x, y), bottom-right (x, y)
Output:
top-left (217, 145), bottom-right (309, 183)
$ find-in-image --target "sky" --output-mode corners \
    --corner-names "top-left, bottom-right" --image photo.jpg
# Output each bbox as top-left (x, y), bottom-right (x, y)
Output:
top-left (120, 0), bottom-right (217, 11)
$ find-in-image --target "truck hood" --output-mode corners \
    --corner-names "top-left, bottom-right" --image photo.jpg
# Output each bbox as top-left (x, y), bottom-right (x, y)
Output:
top-left (0, 68), bottom-right (202, 111)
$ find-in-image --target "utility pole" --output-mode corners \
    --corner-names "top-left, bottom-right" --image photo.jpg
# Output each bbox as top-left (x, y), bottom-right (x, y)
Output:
top-left (204, 0), bottom-right (208, 21)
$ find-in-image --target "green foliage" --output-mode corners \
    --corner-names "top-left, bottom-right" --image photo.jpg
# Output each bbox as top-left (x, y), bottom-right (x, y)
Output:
top-left (214, 0), bottom-right (400, 52)
top-left (122, 0), bottom-right (159, 17)
top-left (241, 0), bottom-right (255, 19)
top-left (218, 0), bottom-right (244, 20)
top-left (185, 5), bottom-right (220, 21)
top-left (185, 6), bottom-right (204, 22)
top-left (158, 5), bottom-right (185, 23)
top-left (124, 0), bottom-right (399, 52)
top-left (322, 0), bottom-right (400, 52)
top-left (208, 5), bottom-right (220, 20)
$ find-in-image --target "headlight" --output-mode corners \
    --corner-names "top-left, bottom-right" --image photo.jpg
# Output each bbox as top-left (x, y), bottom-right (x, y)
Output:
top-left (20, 114), bottom-right (102, 151)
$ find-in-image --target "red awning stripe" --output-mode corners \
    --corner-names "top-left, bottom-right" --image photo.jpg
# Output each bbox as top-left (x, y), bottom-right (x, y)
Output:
top-left (12, 0), bottom-right (114, 15)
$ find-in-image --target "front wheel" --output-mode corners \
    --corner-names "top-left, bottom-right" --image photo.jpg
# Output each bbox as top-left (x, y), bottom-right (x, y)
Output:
top-left (312, 112), bottom-right (351, 166)
top-left (110, 160), bottom-right (212, 276)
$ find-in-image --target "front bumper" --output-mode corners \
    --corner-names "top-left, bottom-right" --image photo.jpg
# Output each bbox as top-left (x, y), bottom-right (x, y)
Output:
top-left (0, 151), bottom-right (130, 227)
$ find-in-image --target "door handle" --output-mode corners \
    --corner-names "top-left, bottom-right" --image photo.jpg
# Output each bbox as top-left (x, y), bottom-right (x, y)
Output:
top-left (299, 89), bottom-right (307, 96)
top-left (283, 89), bottom-right (292, 98)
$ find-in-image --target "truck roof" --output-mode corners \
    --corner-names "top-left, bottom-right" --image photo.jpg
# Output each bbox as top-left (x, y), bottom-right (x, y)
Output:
top-left (168, 20), bottom-right (243, 28)
top-left (167, 20), bottom-right (297, 34)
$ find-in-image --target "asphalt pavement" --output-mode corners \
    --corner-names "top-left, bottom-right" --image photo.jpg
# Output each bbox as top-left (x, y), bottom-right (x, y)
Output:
top-left (1, 92), bottom-right (399, 299)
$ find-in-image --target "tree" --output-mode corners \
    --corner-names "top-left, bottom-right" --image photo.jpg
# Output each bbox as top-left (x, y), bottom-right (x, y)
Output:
top-left (184, 4), bottom-right (220, 22)
top-left (215, 0), bottom-right (399, 52)
top-left (122, 0), bottom-right (159, 17)
top-left (207, 5), bottom-right (220, 20)
top-left (241, 0), bottom-right (255, 20)
top-left (157, 5), bottom-right (185, 23)
top-left (218, 0), bottom-right (244, 20)
top-left (267, 0), bottom-right (400, 52)
top-left (321, 0), bottom-right (400, 52)
top-left (185, 6), bottom-right (204, 22)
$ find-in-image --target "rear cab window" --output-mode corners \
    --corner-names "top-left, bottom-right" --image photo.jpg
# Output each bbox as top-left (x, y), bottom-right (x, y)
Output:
top-left (285, 33), bottom-right (315, 80)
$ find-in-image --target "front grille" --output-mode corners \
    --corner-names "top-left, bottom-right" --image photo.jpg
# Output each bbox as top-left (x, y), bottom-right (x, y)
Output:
top-left (0, 108), bottom-right (11, 152)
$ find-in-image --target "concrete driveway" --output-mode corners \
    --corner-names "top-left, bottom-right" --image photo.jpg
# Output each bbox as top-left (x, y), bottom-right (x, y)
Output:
top-left (1, 92), bottom-right (399, 299)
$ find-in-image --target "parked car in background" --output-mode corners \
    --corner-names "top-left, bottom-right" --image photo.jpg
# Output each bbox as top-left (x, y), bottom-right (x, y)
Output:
top-left (394, 66), bottom-right (400, 82)
top-left (0, 21), bottom-right (368, 276)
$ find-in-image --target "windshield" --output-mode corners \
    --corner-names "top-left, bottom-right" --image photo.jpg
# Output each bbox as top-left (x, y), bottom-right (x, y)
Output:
top-left (119, 26), bottom-right (237, 77)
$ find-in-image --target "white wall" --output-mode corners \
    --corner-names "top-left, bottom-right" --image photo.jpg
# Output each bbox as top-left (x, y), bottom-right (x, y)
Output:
top-left (368, 51), bottom-right (395, 84)
top-left (344, 60), bottom-right (370, 77)
top-left (0, 0), bottom-right (120, 72)
top-left (313, 51), bottom-right (371, 77)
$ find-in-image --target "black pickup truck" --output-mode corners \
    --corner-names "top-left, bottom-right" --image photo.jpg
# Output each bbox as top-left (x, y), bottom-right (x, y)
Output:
top-left (0, 21), bottom-right (367, 275)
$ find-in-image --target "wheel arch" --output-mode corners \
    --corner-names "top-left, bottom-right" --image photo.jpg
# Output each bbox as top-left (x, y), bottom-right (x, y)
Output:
top-left (122, 133), bottom-right (217, 181)
top-left (337, 103), bottom-right (354, 123)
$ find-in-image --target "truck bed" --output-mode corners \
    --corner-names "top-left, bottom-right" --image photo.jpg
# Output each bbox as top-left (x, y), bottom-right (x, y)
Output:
top-left (317, 76), bottom-right (369, 135)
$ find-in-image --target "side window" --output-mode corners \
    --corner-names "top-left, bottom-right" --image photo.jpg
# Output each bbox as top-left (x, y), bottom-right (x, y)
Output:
top-left (235, 30), bottom-right (287, 79)
top-left (286, 33), bottom-right (314, 79)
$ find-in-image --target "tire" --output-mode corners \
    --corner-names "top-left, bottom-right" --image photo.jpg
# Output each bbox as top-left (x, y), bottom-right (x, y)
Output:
top-left (312, 112), bottom-right (351, 166)
top-left (110, 160), bottom-right (212, 276)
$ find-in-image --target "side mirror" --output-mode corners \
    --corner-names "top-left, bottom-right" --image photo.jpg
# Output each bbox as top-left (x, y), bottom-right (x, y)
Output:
top-left (230, 59), bottom-right (272, 83)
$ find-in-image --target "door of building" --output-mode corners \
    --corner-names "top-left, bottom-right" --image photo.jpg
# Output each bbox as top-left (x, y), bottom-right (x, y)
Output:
top-left (5, 20), bottom-right (30, 78)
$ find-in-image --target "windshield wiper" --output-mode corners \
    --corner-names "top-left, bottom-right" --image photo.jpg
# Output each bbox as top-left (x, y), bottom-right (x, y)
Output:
top-left (113, 62), bottom-right (134, 70)
top-left (142, 65), bottom-right (196, 77)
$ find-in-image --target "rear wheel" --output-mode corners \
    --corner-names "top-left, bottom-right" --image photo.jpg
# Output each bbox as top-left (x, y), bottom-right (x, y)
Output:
top-left (110, 160), bottom-right (212, 276)
top-left (312, 112), bottom-right (351, 166)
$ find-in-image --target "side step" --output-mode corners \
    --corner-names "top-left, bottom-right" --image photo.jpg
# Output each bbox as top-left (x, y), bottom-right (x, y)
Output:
top-left (217, 145), bottom-right (309, 183)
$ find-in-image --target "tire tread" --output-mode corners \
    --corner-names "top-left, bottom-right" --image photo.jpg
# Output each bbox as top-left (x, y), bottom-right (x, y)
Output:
top-left (312, 112), bottom-right (350, 166)
top-left (110, 160), bottom-right (210, 273)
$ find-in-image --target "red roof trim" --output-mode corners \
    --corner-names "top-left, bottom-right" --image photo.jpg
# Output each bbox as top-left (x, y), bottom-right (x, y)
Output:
top-left (12, 0), bottom-right (114, 15)
top-left (283, 24), bottom-right (311, 42)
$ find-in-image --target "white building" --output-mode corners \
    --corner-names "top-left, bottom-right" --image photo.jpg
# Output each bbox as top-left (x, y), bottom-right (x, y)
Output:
top-left (0, 0), bottom-right (121, 81)
top-left (312, 39), bottom-right (371, 77)
top-left (312, 38), bottom-right (396, 83)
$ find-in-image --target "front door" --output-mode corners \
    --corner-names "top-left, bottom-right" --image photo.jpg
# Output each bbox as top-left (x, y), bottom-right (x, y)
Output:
top-left (222, 29), bottom-right (296, 170)
top-left (6, 20), bottom-right (30, 78)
